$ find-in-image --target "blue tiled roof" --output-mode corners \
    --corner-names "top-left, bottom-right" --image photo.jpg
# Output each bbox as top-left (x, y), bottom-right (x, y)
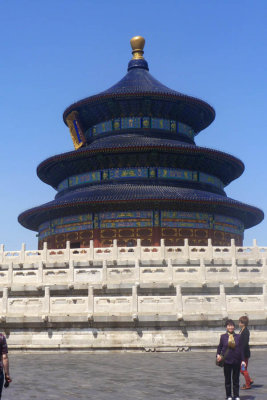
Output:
top-left (99, 64), bottom-right (183, 96)
top-left (42, 184), bottom-right (252, 206)
top-left (86, 134), bottom-right (193, 150)
top-left (54, 184), bottom-right (228, 202)
top-left (63, 58), bottom-right (215, 133)
top-left (18, 184), bottom-right (264, 231)
top-left (37, 136), bottom-right (244, 188)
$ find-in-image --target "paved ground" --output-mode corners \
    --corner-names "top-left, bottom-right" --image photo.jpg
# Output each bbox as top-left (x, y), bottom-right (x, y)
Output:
top-left (2, 351), bottom-right (266, 400)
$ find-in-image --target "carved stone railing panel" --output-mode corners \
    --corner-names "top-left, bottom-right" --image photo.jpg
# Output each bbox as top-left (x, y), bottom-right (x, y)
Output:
top-left (94, 296), bottom-right (132, 315)
top-left (50, 297), bottom-right (87, 314)
top-left (226, 295), bottom-right (264, 312)
top-left (138, 296), bottom-right (176, 314)
top-left (7, 297), bottom-right (43, 315)
top-left (74, 267), bottom-right (103, 283)
top-left (182, 295), bottom-right (221, 314)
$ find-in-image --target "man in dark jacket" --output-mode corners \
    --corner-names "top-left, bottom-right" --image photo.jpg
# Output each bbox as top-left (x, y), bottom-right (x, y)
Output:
top-left (217, 319), bottom-right (245, 400)
top-left (0, 333), bottom-right (12, 399)
top-left (239, 315), bottom-right (253, 390)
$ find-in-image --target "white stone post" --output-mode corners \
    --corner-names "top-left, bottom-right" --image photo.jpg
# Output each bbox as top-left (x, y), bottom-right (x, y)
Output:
top-left (207, 238), bottom-right (213, 261)
top-left (38, 261), bottom-right (43, 284)
top-left (184, 239), bottom-right (189, 262)
top-left (135, 259), bottom-right (140, 284)
top-left (44, 286), bottom-right (50, 314)
top-left (89, 240), bottom-right (94, 260)
top-left (20, 243), bottom-right (26, 263)
top-left (263, 284), bottom-right (267, 313)
top-left (132, 284), bottom-right (138, 318)
top-left (220, 284), bottom-right (227, 317)
top-left (7, 262), bottom-right (13, 286)
top-left (42, 242), bottom-right (48, 262)
top-left (68, 260), bottom-right (74, 283)
top-left (136, 239), bottom-right (141, 260)
top-left (200, 258), bottom-right (206, 285)
top-left (176, 285), bottom-right (183, 319)
top-left (230, 238), bottom-right (236, 258)
top-left (252, 238), bottom-right (259, 260)
top-left (160, 238), bottom-right (165, 258)
top-left (113, 239), bottom-right (118, 260)
top-left (2, 287), bottom-right (8, 315)
top-left (65, 241), bottom-right (71, 261)
top-left (88, 285), bottom-right (94, 316)
top-left (167, 258), bottom-right (173, 284)
top-left (263, 257), bottom-right (267, 281)
top-left (232, 257), bottom-right (238, 285)
top-left (102, 260), bottom-right (107, 287)
top-left (0, 244), bottom-right (4, 263)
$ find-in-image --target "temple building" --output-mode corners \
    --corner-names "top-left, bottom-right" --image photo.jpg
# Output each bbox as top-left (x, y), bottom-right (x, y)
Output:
top-left (18, 36), bottom-right (263, 249)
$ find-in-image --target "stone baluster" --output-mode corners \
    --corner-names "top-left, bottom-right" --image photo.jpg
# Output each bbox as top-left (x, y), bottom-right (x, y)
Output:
top-left (184, 239), bottom-right (189, 263)
top-left (113, 239), bottom-right (118, 260)
top-left (160, 238), bottom-right (165, 258)
top-left (231, 257), bottom-right (238, 285)
top-left (252, 238), bottom-right (259, 260)
top-left (20, 243), bottom-right (26, 263)
top-left (167, 258), bottom-right (173, 284)
top-left (263, 257), bottom-right (267, 281)
top-left (89, 240), bottom-right (94, 260)
top-left (135, 259), bottom-right (140, 284)
top-left (44, 286), bottom-right (50, 314)
top-left (230, 238), bottom-right (236, 258)
top-left (0, 244), bottom-right (4, 263)
top-left (176, 285), bottom-right (183, 320)
top-left (65, 241), bottom-right (71, 262)
top-left (102, 260), bottom-right (107, 288)
top-left (220, 284), bottom-right (227, 318)
top-left (42, 242), bottom-right (48, 262)
top-left (136, 239), bottom-right (141, 260)
top-left (2, 287), bottom-right (8, 315)
top-left (200, 258), bottom-right (206, 285)
top-left (262, 284), bottom-right (267, 314)
top-left (68, 260), bottom-right (74, 283)
top-left (7, 262), bottom-right (13, 286)
top-left (88, 285), bottom-right (94, 317)
top-left (207, 238), bottom-right (213, 262)
top-left (38, 261), bottom-right (43, 284)
top-left (132, 284), bottom-right (138, 320)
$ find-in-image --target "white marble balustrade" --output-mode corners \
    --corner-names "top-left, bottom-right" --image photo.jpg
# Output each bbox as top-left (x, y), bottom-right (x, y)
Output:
top-left (0, 284), bottom-right (266, 320)
top-left (1, 239), bottom-right (267, 265)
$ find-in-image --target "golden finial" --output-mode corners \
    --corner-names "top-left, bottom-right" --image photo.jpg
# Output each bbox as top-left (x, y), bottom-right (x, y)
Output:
top-left (130, 36), bottom-right (145, 60)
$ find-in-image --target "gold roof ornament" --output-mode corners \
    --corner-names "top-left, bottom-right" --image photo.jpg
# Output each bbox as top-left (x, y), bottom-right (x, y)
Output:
top-left (130, 36), bottom-right (145, 60)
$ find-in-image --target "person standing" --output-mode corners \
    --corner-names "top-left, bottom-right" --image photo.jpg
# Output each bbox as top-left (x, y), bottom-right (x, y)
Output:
top-left (216, 319), bottom-right (246, 400)
top-left (239, 315), bottom-right (253, 390)
top-left (0, 333), bottom-right (12, 399)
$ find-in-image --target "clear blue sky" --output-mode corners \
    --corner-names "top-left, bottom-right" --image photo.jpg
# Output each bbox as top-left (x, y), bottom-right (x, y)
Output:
top-left (0, 0), bottom-right (266, 250)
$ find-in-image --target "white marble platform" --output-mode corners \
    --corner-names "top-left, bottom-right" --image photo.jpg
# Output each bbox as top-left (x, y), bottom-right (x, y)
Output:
top-left (0, 239), bottom-right (266, 351)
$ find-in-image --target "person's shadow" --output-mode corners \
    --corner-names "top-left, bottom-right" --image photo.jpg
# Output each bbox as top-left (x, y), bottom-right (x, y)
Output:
top-left (240, 383), bottom-right (264, 399)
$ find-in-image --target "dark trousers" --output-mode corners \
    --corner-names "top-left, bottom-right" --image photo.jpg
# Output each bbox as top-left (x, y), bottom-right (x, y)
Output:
top-left (0, 371), bottom-right (3, 399)
top-left (224, 362), bottom-right (240, 397)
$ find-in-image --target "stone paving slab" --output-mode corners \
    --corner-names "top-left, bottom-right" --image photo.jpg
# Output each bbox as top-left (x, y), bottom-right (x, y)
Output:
top-left (2, 351), bottom-right (266, 400)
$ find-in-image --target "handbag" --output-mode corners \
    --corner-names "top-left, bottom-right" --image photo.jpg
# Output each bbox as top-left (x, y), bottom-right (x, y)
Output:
top-left (216, 348), bottom-right (230, 367)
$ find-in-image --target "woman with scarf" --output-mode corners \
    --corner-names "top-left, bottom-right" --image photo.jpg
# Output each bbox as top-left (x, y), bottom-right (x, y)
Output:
top-left (216, 319), bottom-right (246, 400)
